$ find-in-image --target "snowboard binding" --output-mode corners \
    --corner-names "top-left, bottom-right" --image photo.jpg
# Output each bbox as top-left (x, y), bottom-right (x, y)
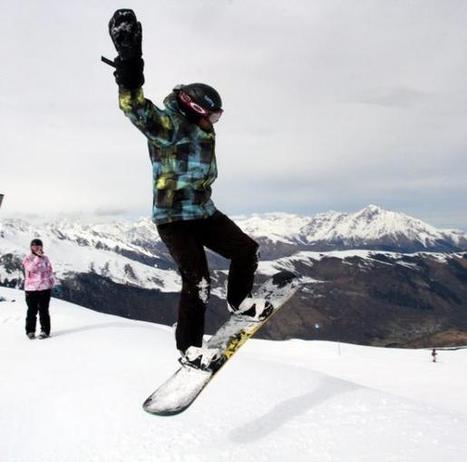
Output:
top-left (230, 298), bottom-right (274, 322)
top-left (178, 346), bottom-right (225, 373)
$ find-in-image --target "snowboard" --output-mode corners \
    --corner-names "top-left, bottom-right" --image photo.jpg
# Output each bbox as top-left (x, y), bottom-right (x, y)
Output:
top-left (143, 270), bottom-right (301, 416)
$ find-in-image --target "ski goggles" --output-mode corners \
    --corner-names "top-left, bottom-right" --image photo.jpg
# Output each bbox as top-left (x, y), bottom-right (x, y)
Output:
top-left (178, 90), bottom-right (223, 123)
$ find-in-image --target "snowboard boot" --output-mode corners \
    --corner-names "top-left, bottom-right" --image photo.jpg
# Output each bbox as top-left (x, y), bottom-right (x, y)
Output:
top-left (38, 331), bottom-right (49, 340)
top-left (230, 297), bottom-right (274, 322)
top-left (179, 346), bottom-right (222, 372)
top-left (27, 332), bottom-right (35, 340)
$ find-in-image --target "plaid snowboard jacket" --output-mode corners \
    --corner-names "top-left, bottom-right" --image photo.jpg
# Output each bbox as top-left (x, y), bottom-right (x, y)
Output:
top-left (119, 88), bottom-right (218, 225)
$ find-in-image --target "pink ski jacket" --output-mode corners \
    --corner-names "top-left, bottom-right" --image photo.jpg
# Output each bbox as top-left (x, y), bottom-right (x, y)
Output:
top-left (23, 254), bottom-right (55, 291)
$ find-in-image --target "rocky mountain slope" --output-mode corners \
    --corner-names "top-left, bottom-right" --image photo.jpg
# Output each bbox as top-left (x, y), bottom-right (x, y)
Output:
top-left (1, 205), bottom-right (466, 347)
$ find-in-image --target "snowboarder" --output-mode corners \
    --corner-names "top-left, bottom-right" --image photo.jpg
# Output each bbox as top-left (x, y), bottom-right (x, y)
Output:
top-left (105, 9), bottom-right (269, 366)
top-left (22, 239), bottom-right (55, 339)
top-left (431, 348), bottom-right (438, 363)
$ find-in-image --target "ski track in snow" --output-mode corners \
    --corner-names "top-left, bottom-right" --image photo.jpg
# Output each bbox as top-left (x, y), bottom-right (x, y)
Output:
top-left (1, 287), bottom-right (466, 462)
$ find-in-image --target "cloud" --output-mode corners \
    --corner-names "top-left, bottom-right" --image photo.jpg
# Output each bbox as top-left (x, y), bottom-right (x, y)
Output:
top-left (93, 207), bottom-right (129, 217)
top-left (355, 86), bottom-right (429, 107)
top-left (0, 0), bottom-right (466, 229)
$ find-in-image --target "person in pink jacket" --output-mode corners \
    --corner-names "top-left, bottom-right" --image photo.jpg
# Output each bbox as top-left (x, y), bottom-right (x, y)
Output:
top-left (22, 239), bottom-right (55, 339)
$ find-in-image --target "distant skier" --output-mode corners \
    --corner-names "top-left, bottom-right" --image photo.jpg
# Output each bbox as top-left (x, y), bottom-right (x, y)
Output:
top-left (105, 10), bottom-right (270, 366)
top-left (431, 348), bottom-right (438, 363)
top-left (23, 239), bottom-right (55, 339)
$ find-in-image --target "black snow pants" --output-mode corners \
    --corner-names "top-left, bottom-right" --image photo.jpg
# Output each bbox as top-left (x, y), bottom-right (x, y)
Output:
top-left (25, 289), bottom-right (51, 335)
top-left (156, 210), bottom-right (259, 353)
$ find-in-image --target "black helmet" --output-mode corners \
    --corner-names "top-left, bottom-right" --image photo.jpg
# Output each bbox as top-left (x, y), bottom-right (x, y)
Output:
top-left (30, 239), bottom-right (43, 247)
top-left (174, 83), bottom-right (223, 121)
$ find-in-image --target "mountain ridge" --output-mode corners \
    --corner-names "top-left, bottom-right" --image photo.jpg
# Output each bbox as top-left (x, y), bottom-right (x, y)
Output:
top-left (2, 205), bottom-right (466, 254)
top-left (1, 205), bottom-right (466, 348)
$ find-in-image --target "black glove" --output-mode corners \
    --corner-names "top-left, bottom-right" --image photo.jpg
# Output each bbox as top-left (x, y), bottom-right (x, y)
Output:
top-left (107, 9), bottom-right (145, 90)
top-left (113, 56), bottom-right (145, 89)
top-left (109, 9), bottom-right (142, 60)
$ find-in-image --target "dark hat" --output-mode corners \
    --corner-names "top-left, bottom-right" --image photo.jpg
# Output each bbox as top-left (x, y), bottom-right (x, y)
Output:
top-left (30, 239), bottom-right (43, 247)
top-left (173, 83), bottom-right (223, 122)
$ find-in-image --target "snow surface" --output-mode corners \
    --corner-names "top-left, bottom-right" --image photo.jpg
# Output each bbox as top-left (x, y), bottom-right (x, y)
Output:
top-left (1, 287), bottom-right (466, 462)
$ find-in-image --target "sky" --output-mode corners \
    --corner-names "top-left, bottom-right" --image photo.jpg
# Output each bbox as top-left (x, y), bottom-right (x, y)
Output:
top-left (0, 0), bottom-right (466, 229)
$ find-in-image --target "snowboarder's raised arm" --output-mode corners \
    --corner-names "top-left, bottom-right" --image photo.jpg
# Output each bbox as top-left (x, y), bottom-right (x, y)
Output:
top-left (118, 88), bottom-right (174, 144)
top-left (105, 9), bottom-right (174, 144)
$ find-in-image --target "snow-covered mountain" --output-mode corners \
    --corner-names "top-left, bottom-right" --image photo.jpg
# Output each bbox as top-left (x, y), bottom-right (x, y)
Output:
top-left (0, 216), bottom-right (178, 292)
top-left (1, 206), bottom-right (466, 348)
top-left (1, 288), bottom-right (466, 462)
top-left (237, 205), bottom-right (467, 251)
top-left (1, 205), bottom-right (465, 290)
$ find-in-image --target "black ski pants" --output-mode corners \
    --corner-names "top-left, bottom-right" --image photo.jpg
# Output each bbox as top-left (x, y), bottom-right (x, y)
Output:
top-left (157, 210), bottom-right (259, 352)
top-left (25, 289), bottom-right (51, 335)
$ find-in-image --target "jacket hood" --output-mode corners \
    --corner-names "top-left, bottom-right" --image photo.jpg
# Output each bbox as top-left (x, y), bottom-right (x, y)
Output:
top-left (163, 92), bottom-right (181, 115)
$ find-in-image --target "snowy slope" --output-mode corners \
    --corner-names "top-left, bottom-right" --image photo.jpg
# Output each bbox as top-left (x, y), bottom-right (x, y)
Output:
top-left (1, 287), bottom-right (466, 462)
top-left (256, 248), bottom-right (467, 276)
top-left (0, 217), bottom-right (180, 291)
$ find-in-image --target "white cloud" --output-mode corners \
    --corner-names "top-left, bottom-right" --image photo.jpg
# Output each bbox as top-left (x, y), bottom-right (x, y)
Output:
top-left (0, 0), bottom-right (466, 229)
